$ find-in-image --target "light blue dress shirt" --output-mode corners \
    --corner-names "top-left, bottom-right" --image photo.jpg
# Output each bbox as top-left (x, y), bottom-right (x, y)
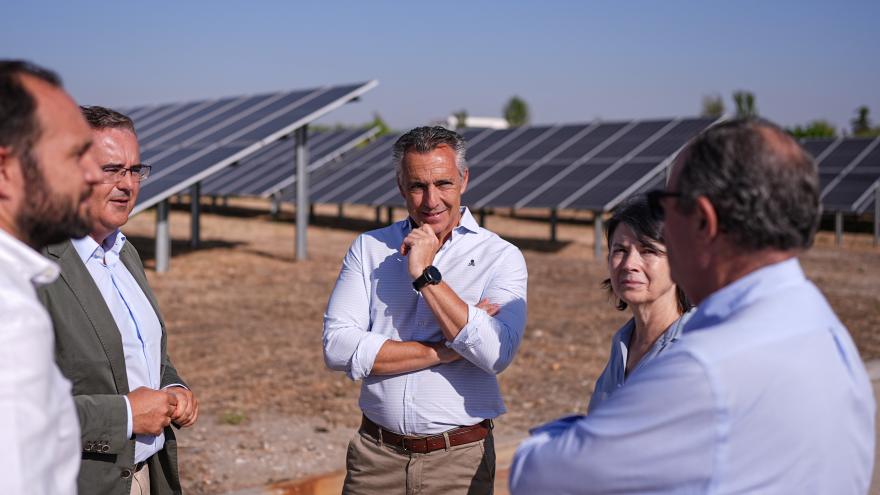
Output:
top-left (588, 309), bottom-right (693, 412)
top-left (510, 258), bottom-right (875, 494)
top-left (323, 208), bottom-right (528, 435)
top-left (72, 232), bottom-right (164, 464)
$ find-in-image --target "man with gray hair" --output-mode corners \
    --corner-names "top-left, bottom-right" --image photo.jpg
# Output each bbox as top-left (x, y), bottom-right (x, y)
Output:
top-left (0, 59), bottom-right (100, 494)
top-left (509, 118), bottom-right (875, 493)
top-left (39, 105), bottom-right (197, 495)
top-left (324, 126), bottom-right (528, 494)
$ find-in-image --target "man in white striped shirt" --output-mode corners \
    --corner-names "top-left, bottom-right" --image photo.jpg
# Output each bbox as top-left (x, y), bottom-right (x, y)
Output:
top-left (324, 126), bottom-right (528, 494)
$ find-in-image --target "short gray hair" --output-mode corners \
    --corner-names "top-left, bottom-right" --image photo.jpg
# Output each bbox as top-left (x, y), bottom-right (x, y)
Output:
top-left (675, 118), bottom-right (820, 251)
top-left (392, 126), bottom-right (467, 185)
top-left (81, 105), bottom-right (136, 134)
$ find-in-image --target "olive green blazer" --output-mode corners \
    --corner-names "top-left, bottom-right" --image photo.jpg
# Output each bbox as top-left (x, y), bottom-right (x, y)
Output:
top-left (38, 239), bottom-right (184, 495)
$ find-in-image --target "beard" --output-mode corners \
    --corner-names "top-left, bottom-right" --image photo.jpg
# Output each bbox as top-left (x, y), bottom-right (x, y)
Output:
top-left (15, 150), bottom-right (93, 249)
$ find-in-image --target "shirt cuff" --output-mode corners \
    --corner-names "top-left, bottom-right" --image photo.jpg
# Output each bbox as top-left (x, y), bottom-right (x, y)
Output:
top-left (449, 304), bottom-right (483, 351)
top-left (350, 332), bottom-right (390, 380)
top-left (162, 383), bottom-right (187, 390)
top-left (123, 395), bottom-right (133, 439)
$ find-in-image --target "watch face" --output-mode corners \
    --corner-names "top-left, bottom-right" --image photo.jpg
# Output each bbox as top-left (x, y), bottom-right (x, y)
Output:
top-left (426, 266), bottom-right (442, 284)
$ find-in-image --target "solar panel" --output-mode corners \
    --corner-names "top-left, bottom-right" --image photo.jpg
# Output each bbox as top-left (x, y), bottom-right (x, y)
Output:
top-left (200, 127), bottom-right (377, 197)
top-left (299, 117), bottom-right (717, 213)
top-left (128, 81), bottom-right (377, 214)
top-left (818, 138), bottom-right (880, 213)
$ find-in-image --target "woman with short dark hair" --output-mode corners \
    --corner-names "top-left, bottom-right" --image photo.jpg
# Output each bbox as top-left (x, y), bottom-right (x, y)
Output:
top-left (588, 195), bottom-right (692, 411)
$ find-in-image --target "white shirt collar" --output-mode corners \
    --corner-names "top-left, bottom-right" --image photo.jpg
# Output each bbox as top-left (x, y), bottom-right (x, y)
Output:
top-left (71, 230), bottom-right (126, 266)
top-left (0, 228), bottom-right (59, 286)
top-left (404, 207), bottom-right (481, 237)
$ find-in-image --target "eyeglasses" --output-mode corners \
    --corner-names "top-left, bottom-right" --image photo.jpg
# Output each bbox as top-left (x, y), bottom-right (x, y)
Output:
top-left (100, 164), bottom-right (151, 184)
top-left (646, 189), bottom-right (683, 218)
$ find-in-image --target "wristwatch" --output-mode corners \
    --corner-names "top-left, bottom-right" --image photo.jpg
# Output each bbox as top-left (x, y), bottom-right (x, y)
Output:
top-left (412, 266), bottom-right (442, 292)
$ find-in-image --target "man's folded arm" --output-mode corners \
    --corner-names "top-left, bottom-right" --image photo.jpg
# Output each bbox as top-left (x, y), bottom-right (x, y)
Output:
top-left (447, 248), bottom-right (528, 374)
top-left (323, 236), bottom-right (392, 380)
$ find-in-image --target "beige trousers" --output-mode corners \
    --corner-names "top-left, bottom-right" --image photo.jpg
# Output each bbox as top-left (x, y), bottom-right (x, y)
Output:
top-left (343, 428), bottom-right (495, 495)
top-left (130, 462), bottom-right (150, 495)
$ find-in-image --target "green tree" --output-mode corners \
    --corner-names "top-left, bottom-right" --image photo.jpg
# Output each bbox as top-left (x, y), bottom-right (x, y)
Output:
top-left (503, 96), bottom-right (530, 127)
top-left (732, 90), bottom-right (758, 119)
top-left (368, 112), bottom-right (391, 137)
top-left (700, 94), bottom-right (725, 118)
top-left (453, 109), bottom-right (468, 129)
top-left (851, 106), bottom-right (872, 136)
top-left (788, 120), bottom-right (837, 139)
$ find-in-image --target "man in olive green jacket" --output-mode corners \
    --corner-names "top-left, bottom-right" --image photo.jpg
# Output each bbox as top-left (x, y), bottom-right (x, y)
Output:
top-left (39, 106), bottom-right (198, 495)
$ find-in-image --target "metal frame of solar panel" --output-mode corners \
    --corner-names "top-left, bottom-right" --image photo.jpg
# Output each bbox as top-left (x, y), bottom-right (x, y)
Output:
top-left (302, 117), bottom-right (718, 256)
top-left (801, 136), bottom-right (880, 246)
top-left (199, 127), bottom-right (378, 198)
top-left (120, 80), bottom-right (377, 270)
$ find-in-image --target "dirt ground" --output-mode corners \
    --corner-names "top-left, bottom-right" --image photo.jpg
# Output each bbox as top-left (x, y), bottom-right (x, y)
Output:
top-left (121, 199), bottom-right (880, 494)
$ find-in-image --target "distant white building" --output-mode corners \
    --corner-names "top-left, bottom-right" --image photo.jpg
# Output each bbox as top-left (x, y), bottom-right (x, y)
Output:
top-left (440, 115), bottom-right (509, 130)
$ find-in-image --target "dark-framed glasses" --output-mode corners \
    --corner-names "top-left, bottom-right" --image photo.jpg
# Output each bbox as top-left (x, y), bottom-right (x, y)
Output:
top-left (100, 164), bottom-right (151, 184)
top-left (646, 189), bottom-right (683, 218)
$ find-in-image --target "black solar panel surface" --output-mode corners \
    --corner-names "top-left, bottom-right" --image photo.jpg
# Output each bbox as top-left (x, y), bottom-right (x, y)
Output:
top-left (127, 81), bottom-right (376, 214)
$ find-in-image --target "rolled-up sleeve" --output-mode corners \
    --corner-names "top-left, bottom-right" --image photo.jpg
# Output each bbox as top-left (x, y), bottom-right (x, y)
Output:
top-left (322, 236), bottom-right (388, 381)
top-left (449, 247), bottom-right (528, 374)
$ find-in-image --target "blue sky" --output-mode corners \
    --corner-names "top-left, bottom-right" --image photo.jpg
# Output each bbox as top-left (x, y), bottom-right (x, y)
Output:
top-left (3, 0), bottom-right (878, 132)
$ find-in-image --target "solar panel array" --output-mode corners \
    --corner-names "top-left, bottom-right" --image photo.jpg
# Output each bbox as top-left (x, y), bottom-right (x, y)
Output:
top-left (122, 80), bottom-right (377, 214)
top-left (801, 137), bottom-right (880, 214)
top-left (199, 127), bottom-right (378, 197)
top-left (293, 117), bottom-right (717, 212)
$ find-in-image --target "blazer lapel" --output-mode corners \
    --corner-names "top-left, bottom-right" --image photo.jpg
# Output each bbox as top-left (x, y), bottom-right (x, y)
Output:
top-left (120, 243), bottom-right (164, 327)
top-left (47, 240), bottom-right (130, 393)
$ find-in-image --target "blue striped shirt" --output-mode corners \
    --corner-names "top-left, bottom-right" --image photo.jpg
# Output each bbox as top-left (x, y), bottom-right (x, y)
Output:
top-left (510, 259), bottom-right (875, 493)
top-left (323, 208), bottom-right (528, 435)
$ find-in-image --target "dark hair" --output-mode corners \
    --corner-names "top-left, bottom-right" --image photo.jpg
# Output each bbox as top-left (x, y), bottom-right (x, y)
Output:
top-left (675, 118), bottom-right (820, 250)
top-left (0, 60), bottom-right (62, 156)
top-left (80, 105), bottom-right (136, 134)
top-left (601, 195), bottom-right (690, 314)
top-left (392, 126), bottom-right (467, 185)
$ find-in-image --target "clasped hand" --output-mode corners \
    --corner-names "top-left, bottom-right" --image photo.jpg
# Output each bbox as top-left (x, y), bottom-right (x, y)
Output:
top-left (128, 386), bottom-right (199, 436)
top-left (400, 224), bottom-right (441, 279)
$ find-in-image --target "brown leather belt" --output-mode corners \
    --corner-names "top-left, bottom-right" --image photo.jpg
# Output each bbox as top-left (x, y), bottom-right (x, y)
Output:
top-left (360, 415), bottom-right (491, 454)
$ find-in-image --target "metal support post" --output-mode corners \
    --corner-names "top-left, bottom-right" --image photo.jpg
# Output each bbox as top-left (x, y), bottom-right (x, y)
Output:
top-left (337, 203), bottom-right (344, 220)
top-left (375, 206), bottom-right (382, 224)
top-left (550, 208), bottom-right (558, 242)
top-left (386, 206), bottom-right (394, 224)
top-left (156, 200), bottom-right (170, 273)
top-left (190, 182), bottom-right (201, 249)
top-left (295, 125), bottom-right (309, 261)
top-left (594, 211), bottom-right (604, 260)
top-left (269, 193), bottom-right (281, 219)
top-left (479, 208), bottom-right (487, 227)
top-left (874, 187), bottom-right (879, 247)
top-left (835, 211), bottom-right (843, 247)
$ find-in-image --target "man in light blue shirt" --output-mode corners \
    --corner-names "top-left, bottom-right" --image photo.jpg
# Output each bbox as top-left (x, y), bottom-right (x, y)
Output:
top-left (324, 126), bottom-right (528, 494)
top-left (510, 118), bottom-right (875, 493)
top-left (39, 106), bottom-right (198, 495)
